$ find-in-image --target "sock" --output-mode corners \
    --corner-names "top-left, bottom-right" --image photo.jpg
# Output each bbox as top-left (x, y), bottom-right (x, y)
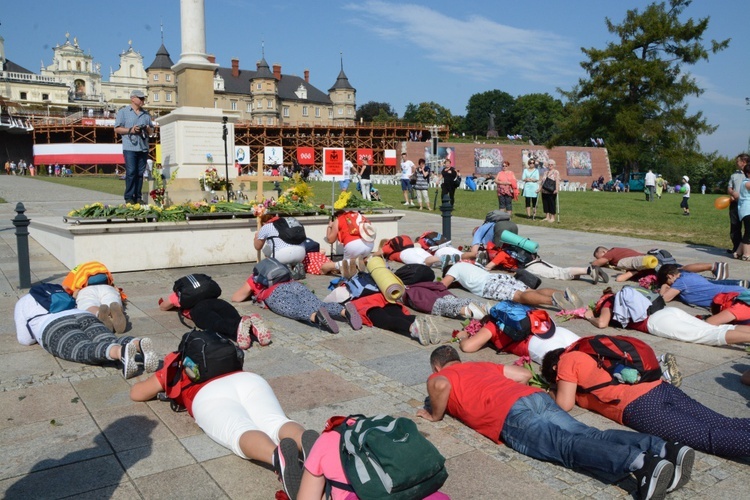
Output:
top-left (630, 452), bottom-right (646, 471)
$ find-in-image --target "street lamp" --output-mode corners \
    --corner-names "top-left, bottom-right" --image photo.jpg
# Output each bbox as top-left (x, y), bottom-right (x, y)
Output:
top-left (222, 116), bottom-right (231, 201)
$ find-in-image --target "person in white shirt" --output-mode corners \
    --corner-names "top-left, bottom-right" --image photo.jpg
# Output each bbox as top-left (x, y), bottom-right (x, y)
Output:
top-left (644, 169), bottom-right (656, 202)
top-left (340, 159), bottom-right (353, 191)
top-left (400, 152), bottom-right (415, 206)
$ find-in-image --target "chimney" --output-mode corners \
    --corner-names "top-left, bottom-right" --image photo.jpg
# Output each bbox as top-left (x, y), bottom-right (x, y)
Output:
top-left (304, 69), bottom-right (309, 83)
top-left (273, 63), bottom-right (281, 80)
top-left (231, 58), bottom-right (239, 78)
top-left (207, 54), bottom-right (216, 64)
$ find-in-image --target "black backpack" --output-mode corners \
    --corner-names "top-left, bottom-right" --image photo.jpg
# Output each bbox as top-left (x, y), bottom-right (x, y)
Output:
top-left (253, 257), bottom-right (293, 287)
top-left (272, 217), bottom-right (306, 245)
top-left (394, 264), bottom-right (435, 285)
top-left (173, 274), bottom-right (222, 309)
top-left (29, 283), bottom-right (76, 313)
top-left (647, 249), bottom-right (677, 271)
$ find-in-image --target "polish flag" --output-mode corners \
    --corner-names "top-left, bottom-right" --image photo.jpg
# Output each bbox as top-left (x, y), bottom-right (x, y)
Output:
top-left (33, 143), bottom-right (125, 165)
top-left (384, 149), bottom-right (397, 166)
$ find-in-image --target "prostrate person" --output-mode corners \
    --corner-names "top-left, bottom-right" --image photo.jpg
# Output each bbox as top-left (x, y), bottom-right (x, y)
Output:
top-left (61, 260), bottom-right (128, 333)
top-left (254, 214), bottom-right (307, 266)
top-left (592, 246), bottom-right (729, 283)
top-left (542, 345), bottom-right (750, 458)
top-left (417, 345), bottom-right (690, 500)
top-left (15, 287), bottom-right (157, 379)
top-left (130, 340), bottom-right (319, 500)
top-left (375, 235), bottom-right (441, 268)
top-left (657, 264), bottom-right (746, 308)
top-left (483, 245), bottom-right (607, 284)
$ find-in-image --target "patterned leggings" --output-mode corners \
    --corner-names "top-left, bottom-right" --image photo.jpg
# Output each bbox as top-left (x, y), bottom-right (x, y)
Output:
top-left (42, 313), bottom-right (134, 364)
top-left (623, 382), bottom-right (750, 457)
top-left (265, 281), bottom-right (343, 323)
top-left (431, 296), bottom-right (473, 319)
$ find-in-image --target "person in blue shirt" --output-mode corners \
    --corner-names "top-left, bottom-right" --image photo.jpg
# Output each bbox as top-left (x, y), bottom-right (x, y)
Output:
top-left (114, 90), bottom-right (153, 204)
top-left (657, 264), bottom-right (746, 308)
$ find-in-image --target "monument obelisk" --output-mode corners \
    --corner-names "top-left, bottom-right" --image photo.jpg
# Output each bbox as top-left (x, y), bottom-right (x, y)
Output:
top-left (159, 0), bottom-right (236, 202)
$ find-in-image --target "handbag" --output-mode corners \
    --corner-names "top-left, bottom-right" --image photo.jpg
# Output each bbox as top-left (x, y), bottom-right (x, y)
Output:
top-left (542, 176), bottom-right (556, 193)
top-left (409, 173), bottom-right (417, 185)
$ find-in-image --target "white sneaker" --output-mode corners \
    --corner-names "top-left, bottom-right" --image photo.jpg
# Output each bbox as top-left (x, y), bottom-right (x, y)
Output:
top-left (139, 337), bottom-right (159, 373)
top-left (467, 303), bottom-right (487, 320)
top-left (121, 340), bottom-right (138, 379)
top-left (423, 315), bottom-right (441, 344)
top-left (410, 317), bottom-right (430, 346)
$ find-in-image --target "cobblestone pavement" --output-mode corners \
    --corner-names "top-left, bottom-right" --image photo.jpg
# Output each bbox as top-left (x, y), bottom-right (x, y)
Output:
top-left (0, 176), bottom-right (748, 498)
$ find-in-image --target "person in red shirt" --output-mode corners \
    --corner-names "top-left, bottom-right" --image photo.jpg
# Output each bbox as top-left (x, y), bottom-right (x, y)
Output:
top-left (417, 345), bottom-right (681, 500)
top-left (592, 246), bottom-right (726, 283)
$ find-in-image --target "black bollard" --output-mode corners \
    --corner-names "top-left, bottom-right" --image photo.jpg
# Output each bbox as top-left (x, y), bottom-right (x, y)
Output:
top-left (274, 181), bottom-right (282, 199)
top-left (440, 193), bottom-right (453, 240)
top-left (12, 202), bottom-right (31, 289)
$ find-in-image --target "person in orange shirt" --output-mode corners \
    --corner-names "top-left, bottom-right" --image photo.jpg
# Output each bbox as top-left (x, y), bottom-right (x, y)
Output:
top-left (494, 160), bottom-right (518, 213)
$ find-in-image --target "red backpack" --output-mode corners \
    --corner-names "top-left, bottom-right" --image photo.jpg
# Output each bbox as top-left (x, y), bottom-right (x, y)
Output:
top-left (381, 235), bottom-right (414, 261)
top-left (564, 335), bottom-right (662, 393)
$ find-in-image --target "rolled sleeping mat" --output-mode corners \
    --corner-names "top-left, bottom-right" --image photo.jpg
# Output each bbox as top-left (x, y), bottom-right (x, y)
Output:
top-left (500, 230), bottom-right (539, 254)
top-left (641, 255), bottom-right (659, 270)
top-left (366, 256), bottom-right (405, 303)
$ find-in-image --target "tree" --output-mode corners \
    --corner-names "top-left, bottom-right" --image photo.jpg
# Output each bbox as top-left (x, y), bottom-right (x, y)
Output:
top-left (512, 93), bottom-right (564, 144)
top-left (463, 90), bottom-right (515, 136)
top-left (402, 101), bottom-right (453, 125)
top-left (356, 101), bottom-right (398, 122)
top-left (549, 0), bottom-right (729, 175)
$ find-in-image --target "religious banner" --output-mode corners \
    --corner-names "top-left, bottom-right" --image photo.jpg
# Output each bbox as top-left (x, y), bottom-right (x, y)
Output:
top-left (235, 146), bottom-right (250, 165)
top-left (474, 148), bottom-right (503, 175)
top-left (297, 147), bottom-right (315, 165)
top-left (322, 147), bottom-right (345, 180)
top-left (356, 148), bottom-right (373, 165)
top-left (264, 146), bottom-right (283, 166)
top-left (424, 146), bottom-right (455, 170)
top-left (566, 151), bottom-right (592, 176)
top-left (384, 149), bottom-right (397, 167)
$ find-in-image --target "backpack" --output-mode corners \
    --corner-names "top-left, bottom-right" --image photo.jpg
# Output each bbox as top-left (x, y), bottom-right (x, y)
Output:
top-left (29, 283), bottom-right (77, 313)
top-left (485, 210), bottom-right (511, 223)
top-left (380, 235), bottom-right (414, 260)
top-left (272, 216), bottom-right (307, 245)
top-left (177, 329), bottom-right (244, 383)
top-left (303, 237), bottom-right (320, 254)
top-left (328, 414), bottom-right (448, 500)
top-left (491, 220), bottom-right (520, 246)
top-left (514, 268), bottom-right (541, 289)
top-left (564, 335), bottom-right (662, 393)
top-left (488, 300), bottom-right (553, 342)
top-left (252, 257), bottom-right (292, 287)
top-left (502, 245), bottom-right (539, 267)
top-left (173, 274), bottom-right (222, 309)
top-left (393, 264), bottom-right (435, 285)
top-left (416, 231), bottom-right (451, 252)
top-left (344, 272), bottom-right (380, 299)
top-left (647, 249), bottom-right (677, 271)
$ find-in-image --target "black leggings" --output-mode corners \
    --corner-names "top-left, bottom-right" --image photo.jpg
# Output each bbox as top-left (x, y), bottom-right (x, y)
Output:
top-left (367, 304), bottom-right (415, 336)
top-left (189, 298), bottom-right (241, 341)
top-left (741, 214), bottom-right (750, 244)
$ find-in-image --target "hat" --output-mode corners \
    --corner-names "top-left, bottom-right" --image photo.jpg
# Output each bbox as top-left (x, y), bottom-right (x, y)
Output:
top-left (359, 221), bottom-right (377, 242)
top-left (528, 310), bottom-right (556, 339)
top-left (682, 175), bottom-right (689, 182)
top-left (130, 89), bottom-right (146, 99)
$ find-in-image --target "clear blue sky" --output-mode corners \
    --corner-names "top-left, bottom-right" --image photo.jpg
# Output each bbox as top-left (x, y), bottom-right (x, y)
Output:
top-left (2, 0), bottom-right (747, 157)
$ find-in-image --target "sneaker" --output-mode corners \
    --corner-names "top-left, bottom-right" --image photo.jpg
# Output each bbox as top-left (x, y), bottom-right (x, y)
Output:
top-left (409, 201), bottom-right (415, 206)
top-left (109, 302), bottom-right (127, 333)
top-left (344, 302), bottom-right (363, 330)
top-left (139, 337), bottom-right (158, 374)
top-left (121, 340), bottom-right (138, 379)
top-left (740, 279), bottom-right (750, 288)
top-left (597, 267), bottom-right (610, 283)
top-left (423, 315), bottom-right (441, 344)
top-left (552, 292), bottom-right (575, 311)
top-left (410, 317), bottom-right (430, 346)
top-left (301, 429), bottom-right (320, 464)
top-left (634, 454), bottom-right (673, 500)
top-left (663, 442), bottom-right (694, 493)
top-left (248, 313), bottom-right (272, 346)
top-left (467, 303), bottom-right (487, 320)
top-left (401, 201), bottom-right (409, 205)
top-left (712, 262), bottom-right (729, 281)
top-left (660, 353), bottom-right (682, 388)
top-left (564, 288), bottom-right (584, 309)
top-left (587, 265), bottom-right (599, 284)
top-left (273, 438), bottom-right (303, 500)
top-left (314, 307), bottom-right (339, 334)
top-left (451, 254), bottom-right (461, 265)
top-left (236, 315), bottom-right (253, 349)
top-left (97, 304), bottom-right (114, 331)
top-left (354, 256), bottom-right (368, 273)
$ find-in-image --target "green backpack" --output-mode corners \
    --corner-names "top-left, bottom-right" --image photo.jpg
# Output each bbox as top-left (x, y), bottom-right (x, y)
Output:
top-left (328, 414), bottom-right (448, 499)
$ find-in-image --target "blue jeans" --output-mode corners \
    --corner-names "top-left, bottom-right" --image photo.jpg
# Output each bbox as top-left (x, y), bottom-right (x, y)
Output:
top-left (123, 150), bottom-right (148, 202)
top-left (501, 392), bottom-right (665, 481)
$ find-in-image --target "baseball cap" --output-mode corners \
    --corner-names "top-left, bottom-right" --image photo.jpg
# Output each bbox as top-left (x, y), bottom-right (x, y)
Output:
top-left (682, 175), bottom-right (689, 182)
top-left (130, 90), bottom-right (146, 99)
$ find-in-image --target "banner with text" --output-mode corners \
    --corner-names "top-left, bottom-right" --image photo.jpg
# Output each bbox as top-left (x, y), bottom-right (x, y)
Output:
top-left (322, 148), bottom-right (345, 180)
top-left (297, 147), bottom-right (315, 165)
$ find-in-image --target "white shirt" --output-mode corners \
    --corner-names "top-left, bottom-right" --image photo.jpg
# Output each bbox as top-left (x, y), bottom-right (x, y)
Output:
top-left (343, 160), bottom-right (353, 176)
top-left (446, 262), bottom-right (490, 295)
top-left (14, 294), bottom-right (83, 348)
top-left (644, 171), bottom-right (656, 187)
top-left (401, 160), bottom-right (414, 180)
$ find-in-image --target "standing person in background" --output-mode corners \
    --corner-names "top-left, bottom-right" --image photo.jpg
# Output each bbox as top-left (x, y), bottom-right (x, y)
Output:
top-left (358, 157), bottom-right (372, 201)
top-left (340, 158), bottom-right (353, 191)
top-left (680, 176), bottom-right (691, 216)
top-left (541, 159), bottom-right (560, 222)
top-left (441, 159), bottom-right (459, 206)
top-left (644, 169), bottom-right (656, 202)
top-left (414, 158), bottom-right (432, 210)
top-left (655, 174), bottom-right (665, 199)
top-left (114, 90), bottom-right (153, 204)
top-left (494, 160), bottom-right (517, 213)
top-left (727, 154), bottom-right (747, 259)
top-left (522, 158), bottom-right (540, 218)
top-left (400, 152), bottom-right (415, 206)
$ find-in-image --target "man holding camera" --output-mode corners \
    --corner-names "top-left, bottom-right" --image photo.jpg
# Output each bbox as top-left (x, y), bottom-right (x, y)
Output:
top-left (115, 90), bottom-right (153, 204)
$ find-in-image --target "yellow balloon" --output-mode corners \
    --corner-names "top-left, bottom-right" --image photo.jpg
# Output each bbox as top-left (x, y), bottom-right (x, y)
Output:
top-left (714, 196), bottom-right (731, 210)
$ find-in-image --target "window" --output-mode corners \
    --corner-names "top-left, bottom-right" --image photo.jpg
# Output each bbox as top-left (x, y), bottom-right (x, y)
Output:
top-left (153, 74), bottom-right (159, 81)
top-left (231, 101), bottom-right (237, 111)
top-left (166, 92), bottom-right (172, 102)
top-left (338, 108), bottom-right (343, 115)
top-left (247, 103), bottom-right (252, 112)
top-left (214, 99), bottom-right (217, 108)
top-left (165, 74), bottom-right (171, 82)
top-left (329, 109), bottom-right (333, 118)
top-left (256, 117), bottom-right (262, 125)
top-left (20, 92), bottom-right (27, 100)
top-left (42, 93), bottom-right (49, 100)
top-left (256, 83), bottom-right (262, 90)
top-left (283, 107), bottom-right (290, 117)
top-left (315, 107), bottom-right (320, 118)
top-left (302, 106), bottom-right (308, 117)
top-left (348, 108), bottom-right (353, 116)
top-left (348, 93), bottom-right (352, 101)
top-left (76, 61), bottom-right (81, 71)
top-left (256, 100), bottom-right (262, 109)
top-left (267, 99), bottom-right (273, 109)
top-left (267, 117), bottom-right (274, 125)
top-left (152, 93), bottom-right (160, 102)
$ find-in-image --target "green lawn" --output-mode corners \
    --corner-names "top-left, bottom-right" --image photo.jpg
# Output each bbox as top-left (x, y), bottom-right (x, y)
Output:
top-left (29, 176), bottom-right (730, 249)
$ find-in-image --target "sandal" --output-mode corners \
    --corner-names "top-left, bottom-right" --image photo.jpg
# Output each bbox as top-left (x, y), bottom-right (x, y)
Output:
top-left (742, 255), bottom-right (750, 262)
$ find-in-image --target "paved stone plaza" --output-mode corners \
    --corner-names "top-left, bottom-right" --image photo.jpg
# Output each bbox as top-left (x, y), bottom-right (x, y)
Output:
top-left (0, 175), bottom-right (748, 499)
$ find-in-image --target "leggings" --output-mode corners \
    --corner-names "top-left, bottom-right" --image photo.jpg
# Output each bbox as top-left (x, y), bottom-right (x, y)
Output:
top-left (42, 313), bottom-right (134, 364)
top-left (265, 281), bottom-right (343, 323)
top-left (367, 304), bottom-right (415, 336)
top-left (431, 296), bottom-right (473, 318)
top-left (623, 383), bottom-right (750, 457)
top-left (741, 214), bottom-right (750, 244)
top-left (190, 298), bottom-right (241, 341)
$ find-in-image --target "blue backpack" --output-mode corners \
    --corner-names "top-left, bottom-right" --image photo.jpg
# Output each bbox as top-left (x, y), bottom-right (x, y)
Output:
top-left (488, 300), bottom-right (553, 342)
top-left (29, 283), bottom-right (76, 313)
top-left (344, 272), bottom-right (379, 299)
